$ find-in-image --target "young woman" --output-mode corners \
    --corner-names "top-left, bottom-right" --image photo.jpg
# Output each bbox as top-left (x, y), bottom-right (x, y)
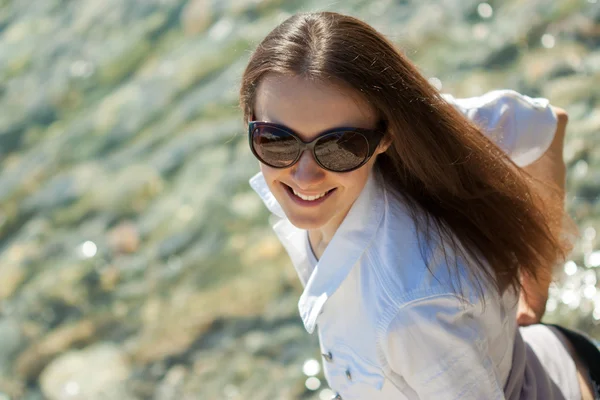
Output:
top-left (240, 11), bottom-right (598, 399)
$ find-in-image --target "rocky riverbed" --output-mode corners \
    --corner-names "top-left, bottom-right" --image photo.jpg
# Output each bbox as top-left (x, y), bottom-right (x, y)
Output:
top-left (0, 0), bottom-right (599, 399)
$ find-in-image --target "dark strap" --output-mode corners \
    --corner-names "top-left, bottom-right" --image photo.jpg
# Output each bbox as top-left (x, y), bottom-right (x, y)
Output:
top-left (543, 323), bottom-right (600, 382)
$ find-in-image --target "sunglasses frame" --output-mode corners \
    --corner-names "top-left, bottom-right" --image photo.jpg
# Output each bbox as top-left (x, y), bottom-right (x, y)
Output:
top-left (248, 121), bottom-right (386, 173)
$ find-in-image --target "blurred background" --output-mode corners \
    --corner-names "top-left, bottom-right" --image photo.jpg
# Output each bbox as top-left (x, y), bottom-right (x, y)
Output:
top-left (0, 0), bottom-right (598, 399)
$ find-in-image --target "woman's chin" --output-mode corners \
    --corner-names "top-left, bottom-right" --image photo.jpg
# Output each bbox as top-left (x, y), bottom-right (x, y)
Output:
top-left (285, 213), bottom-right (328, 231)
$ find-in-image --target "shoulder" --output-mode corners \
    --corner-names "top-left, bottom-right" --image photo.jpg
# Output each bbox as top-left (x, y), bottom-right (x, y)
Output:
top-left (358, 181), bottom-right (503, 326)
top-left (359, 186), bottom-right (480, 319)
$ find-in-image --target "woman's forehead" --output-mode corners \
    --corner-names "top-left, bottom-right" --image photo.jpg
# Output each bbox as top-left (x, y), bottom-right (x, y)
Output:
top-left (254, 74), bottom-right (378, 135)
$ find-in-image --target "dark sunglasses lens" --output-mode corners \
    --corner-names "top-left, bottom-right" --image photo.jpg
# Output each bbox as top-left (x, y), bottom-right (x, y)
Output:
top-left (252, 126), bottom-right (299, 167)
top-left (315, 132), bottom-right (369, 171)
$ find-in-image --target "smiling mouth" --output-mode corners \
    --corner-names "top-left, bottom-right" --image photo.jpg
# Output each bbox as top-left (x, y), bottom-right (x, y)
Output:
top-left (282, 183), bottom-right (336, 203)
top-left (292, 188), bottom-right (328, 201)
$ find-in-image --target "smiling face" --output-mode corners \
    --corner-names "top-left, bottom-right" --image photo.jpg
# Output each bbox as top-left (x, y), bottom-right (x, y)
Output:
top-left (253, 74), bottom-right (388, 233)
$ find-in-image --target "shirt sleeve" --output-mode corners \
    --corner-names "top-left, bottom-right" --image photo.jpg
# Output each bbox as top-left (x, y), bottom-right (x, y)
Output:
top-left (381, 294), bottom-right (505, 400)
top-left (442, 90), bottom-right (558, 167)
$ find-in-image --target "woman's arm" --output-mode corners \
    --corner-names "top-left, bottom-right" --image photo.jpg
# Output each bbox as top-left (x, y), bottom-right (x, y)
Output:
top-left (521, 106), bottom-right (567, 204)
top-left (517, 106), bottom-right (568, 326)
top-left (445, 92), bottom-right (569, 324)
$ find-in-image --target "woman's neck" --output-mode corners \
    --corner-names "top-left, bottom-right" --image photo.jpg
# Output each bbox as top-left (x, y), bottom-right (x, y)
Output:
top-left (307, 207), bottom-right (351, 260)
top-left (308, 229), bottom-right (328, 260)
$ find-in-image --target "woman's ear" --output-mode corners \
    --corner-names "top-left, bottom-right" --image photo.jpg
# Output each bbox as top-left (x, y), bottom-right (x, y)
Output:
top-left (376, 135), bottom-right (393, 155)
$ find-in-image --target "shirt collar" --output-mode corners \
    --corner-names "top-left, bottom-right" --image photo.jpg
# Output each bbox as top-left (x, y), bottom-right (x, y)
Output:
top-left (249, 169), bottom-right (386, 333)
top-left (249, 173), bottom-right (313, 286)
top-left (249, 173), bottom-right (286, 219)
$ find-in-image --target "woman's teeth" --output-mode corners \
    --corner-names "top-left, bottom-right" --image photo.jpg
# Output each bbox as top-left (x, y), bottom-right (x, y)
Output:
top-left (292, 188), bottom-right (328, 201)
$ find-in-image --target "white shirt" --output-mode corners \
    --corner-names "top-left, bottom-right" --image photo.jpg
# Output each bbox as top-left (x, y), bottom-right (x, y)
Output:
top-left (249, 90), bottom-right (572, 399)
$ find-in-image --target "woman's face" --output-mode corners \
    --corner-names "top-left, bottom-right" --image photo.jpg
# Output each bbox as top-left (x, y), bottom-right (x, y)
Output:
top-left (253, 74), bottom-right (388, 231)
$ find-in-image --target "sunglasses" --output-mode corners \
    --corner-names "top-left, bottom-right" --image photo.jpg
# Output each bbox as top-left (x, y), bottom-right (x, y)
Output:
top-left (248, 120), bottom-right (386, 173)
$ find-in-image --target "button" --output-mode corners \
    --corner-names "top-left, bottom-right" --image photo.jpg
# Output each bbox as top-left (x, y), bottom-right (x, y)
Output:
top-left (322, 351), bottom-right (333, 362)
top-left (331, 394), bottom-right (342, 400)
top-left (345, 369), bottom-right (352, 381)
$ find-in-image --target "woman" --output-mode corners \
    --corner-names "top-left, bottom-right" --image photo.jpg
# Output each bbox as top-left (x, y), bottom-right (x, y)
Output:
top-left (240, 11), bottom-right (598, 399)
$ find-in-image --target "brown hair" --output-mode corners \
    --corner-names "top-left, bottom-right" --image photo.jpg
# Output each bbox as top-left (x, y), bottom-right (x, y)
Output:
top-left (239, 11), bottom-right (570, 300)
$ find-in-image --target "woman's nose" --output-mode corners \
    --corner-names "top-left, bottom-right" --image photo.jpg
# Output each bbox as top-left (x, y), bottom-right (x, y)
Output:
top-left (291, 151), bottom-right (326, 186)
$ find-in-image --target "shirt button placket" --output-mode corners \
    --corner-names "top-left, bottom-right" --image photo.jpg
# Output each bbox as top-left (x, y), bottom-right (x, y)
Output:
top-left (322, 351), bottom-right (340, 399)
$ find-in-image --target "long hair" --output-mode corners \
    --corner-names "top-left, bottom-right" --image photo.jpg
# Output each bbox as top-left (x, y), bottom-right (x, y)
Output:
top-left (239, 11), bottom-right (571, 299)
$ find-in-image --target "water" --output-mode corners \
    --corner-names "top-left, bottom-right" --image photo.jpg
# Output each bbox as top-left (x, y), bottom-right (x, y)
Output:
top-left (0, 0), bottom-right (599, 398)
